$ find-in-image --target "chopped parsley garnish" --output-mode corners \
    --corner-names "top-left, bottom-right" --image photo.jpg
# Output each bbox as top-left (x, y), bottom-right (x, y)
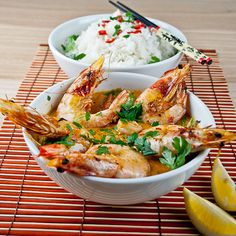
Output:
top-left (181, 116), bottom-right (187, 126)
top-left (123, 35), bottom-right (130, 39)
top-left (89, 129), bottom-right (96, 135)
top-left (159, 137), bottom-right (191, 170)
top-left (117, 94), bottom-right (143, 122)
top-left (61, 44), bottom-right (66, 51)
top-left (55, 135), bottom-right (75, 147)
top-left (85, 112), bottom-right (91, 121)
top-left (151, 121), bottom-right (159, 127)
top-left (127, 131), bottom-right (158, 156)
top-left (61, 34), bottom-right (78, 53)
top-left (100, 128), bottom-right (114, 134)
top-left (73, 121), bottom-right (82, 129)
top-left (143, 131), bottom-right (159, 139)
top-left (73, 53), bottom-right (86, 60)
top-left (47, 95), bottom-right (51, 101)
top-left (96, 145), bottom-right (110, 155)
top-left (134, 137), bottom-right (157, 156)
top-left (109, 135), bottom-right (126, 146)
top-left (100, 135), bottom-right (106, 143)
top-left (148, 56), bottom-right (160, 64)
top-left (125, 11), bottom-right (134, 22)
top-left (66, 124), bottom-right (73, 132)
top-left (113, 24), bottom-right (121, 36)
top-left (110, 16), bottom-right (117, 20)
top-left (127, 132), bottom-right (138, 146)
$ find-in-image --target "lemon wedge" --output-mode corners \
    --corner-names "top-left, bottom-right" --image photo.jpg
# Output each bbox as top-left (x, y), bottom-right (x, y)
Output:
top-left (183, 188), bottom-right (236, 236)
top-left (212, 157), bottom-right (236, 211)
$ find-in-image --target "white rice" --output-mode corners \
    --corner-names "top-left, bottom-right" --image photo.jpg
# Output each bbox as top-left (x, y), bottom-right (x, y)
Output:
top-left (64, 13), bottom-right (177, 67)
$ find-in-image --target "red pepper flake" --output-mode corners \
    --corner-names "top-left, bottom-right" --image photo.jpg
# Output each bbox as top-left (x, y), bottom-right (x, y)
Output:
top-left (102, 20), bottom-right (110, 23)
top-left (117, 30), bottom-right (122, 36)
top-left (117, 16), bottom-right (123, 23)
top-left (128, 29), bottom-right (142, 34)
top-left (105, 38), bottom-right (115, 43)
top-left (101, 23), bottom-right (106, 27)
top-left (98, 30), bottom-right (107, 36)
top-left (134, 23), bottom-right (145, 30)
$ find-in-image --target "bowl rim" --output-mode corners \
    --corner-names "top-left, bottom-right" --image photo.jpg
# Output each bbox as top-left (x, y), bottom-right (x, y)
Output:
top-left (23, 71), bottom-right (215, 185)
top-left (48, 13), bottom-right (187, 70)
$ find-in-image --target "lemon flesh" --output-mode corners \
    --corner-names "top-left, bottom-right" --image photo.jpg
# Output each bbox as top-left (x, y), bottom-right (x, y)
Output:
top-left (212, 158), bottom-right (236, 211)
top-left (183, 188), bottom-right (236, 236)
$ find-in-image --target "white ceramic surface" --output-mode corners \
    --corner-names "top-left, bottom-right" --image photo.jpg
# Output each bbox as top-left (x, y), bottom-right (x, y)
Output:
top-left (48, 14), bottom-right (187, 78)
top-left (23, 72), bottom-right (215, 205)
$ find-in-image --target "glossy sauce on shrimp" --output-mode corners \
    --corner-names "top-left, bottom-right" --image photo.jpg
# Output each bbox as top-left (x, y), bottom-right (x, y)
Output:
top-left (1, 58), bottom-right (236, 178)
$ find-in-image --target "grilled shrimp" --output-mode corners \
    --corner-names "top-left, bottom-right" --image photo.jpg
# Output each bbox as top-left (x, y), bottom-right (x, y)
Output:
top-left (56, 56), bottom-right (105, 122)
top-left (138, 125), bottom-right (236, 156)
top-left (135, 64), bottom-right (191, 124)
top-left (80, 90), bottom-right (129, 128)
top-left (0, 98), bottom-right (68, 138)
top-left (0, 98), bottom-right (92, 151)
top-left (39, 144), bottom-right (150, 178)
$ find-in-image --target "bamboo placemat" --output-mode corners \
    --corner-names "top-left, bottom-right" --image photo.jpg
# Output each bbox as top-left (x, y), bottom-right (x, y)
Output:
top-left (0, 44), bottom-right (236, 235)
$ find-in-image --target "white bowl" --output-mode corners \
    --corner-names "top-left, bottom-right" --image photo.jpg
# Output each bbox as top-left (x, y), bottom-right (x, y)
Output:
top-left (23, 72), bottom-right (215, 205)
top-left (48, 14), bottom-right (187, 78)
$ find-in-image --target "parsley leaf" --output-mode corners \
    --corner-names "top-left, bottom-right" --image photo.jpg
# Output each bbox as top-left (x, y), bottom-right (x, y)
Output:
top-left (85, 112), bottom-right (91, 121)
top-left (159, 147), bottom-right (175, 169)
top-left (47, 95), bottom-right (51, 101)
top-left (127, 130), bottom-right (158, 156)
top-left (117, 94), bottom-right (143, 122)
top-left (172, 137), bottom-right (191, 156)
top-left (113, 24), bottom-right (121, 36)
top-left (73, 121), bottom-right (82, 129)
top-left (66, 124), bottom-right (73, 132)
top-left (127, 132), bottom-right (138, 146)
top-left (123, 35), bottom-right (130, 39)
top-left (134, 138), bottom-right (156, 156)
top-left (62, 34), bottom-right (78, 53)
top-left (159, 137), bottom-right (192, 170)
top-left (125, 11), bottom-right (134, 22)
top-left (143, 131), bottom-right (159, 139)
top-left (148, 56), bottom-right (160, 64)
top-left (109, 135), bottom-right (126, 146)
top-left (89, 129), bottom-right (96, 135)
top-left (151, 121), bottom-right (159, 127)
top-left (100, 128), bottom-right (114, 134)
top-left (110, 16), bottom-right (117, 20)
top-left (55, 135), bottom-right (75, 147)
top-left (73, 53), bottom-right (86, 60)
top-left (96, 146), bottom-right (110, 155)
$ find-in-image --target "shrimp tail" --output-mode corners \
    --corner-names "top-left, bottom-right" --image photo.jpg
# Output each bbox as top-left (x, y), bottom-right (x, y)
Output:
top-left (0, 99), bottom-right (68, 138)
top-left (39, 144), bottom-right (119, 177)
top-left (83, 90), bottom-right (130, 128)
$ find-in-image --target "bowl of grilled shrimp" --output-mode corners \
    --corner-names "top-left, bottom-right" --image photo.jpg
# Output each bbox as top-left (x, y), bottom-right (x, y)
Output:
top-left (1, 56), bottom-right (236, 205)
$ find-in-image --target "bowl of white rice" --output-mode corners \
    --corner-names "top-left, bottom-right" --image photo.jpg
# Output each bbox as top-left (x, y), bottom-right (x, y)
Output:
top-left (49, 13), bottom-right (187, 78)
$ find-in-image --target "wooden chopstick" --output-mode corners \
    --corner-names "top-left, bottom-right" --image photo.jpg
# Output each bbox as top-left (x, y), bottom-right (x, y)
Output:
top-left (109, 0), bottom-right (213, 65)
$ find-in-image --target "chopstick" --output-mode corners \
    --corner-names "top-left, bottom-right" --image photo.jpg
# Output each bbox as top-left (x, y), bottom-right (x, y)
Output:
top-left (109, 0), bottom-right (213, 65)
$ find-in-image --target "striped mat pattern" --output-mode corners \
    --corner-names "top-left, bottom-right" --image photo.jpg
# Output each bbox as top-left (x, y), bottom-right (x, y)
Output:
top-left (0, 45), bottom-right (235, 235)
